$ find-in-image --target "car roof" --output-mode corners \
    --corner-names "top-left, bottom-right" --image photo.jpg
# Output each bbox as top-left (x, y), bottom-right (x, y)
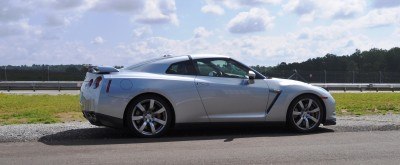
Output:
top-left (188, 54), bottom-right (230, 59)
top-left (124, 54), bottom-right (232, 73)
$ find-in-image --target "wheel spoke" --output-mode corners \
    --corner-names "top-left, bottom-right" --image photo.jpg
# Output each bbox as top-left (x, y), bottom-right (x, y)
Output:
top-left (298, 101), bottom-right (305, 110)
top-left (308, 116), bottom-right (319, 123)
top-left (149, 99), bottom-right (155, 109)
top-left (308, 107), bottom-right (320, 113)
top-left (149, 122), bottom-right (156, 134)
top-left (154, 118), bottom-right (166, 125)
top-left (305, 118), bottom-right (310, 129)
top-left (296, 117), bottom-right (304, 126)
top-left (292, 111), bottom-right (301, 116)
top-left (136, 103), bottom-right (146, 112)
top-left (132, 115), bottom-right (143, 121)
top-left (306, 99), bottom-right (313, 109)
top-left (138, 121), bottom-right (147, 132)
top-left (154, 107), bottom-right (166, 114)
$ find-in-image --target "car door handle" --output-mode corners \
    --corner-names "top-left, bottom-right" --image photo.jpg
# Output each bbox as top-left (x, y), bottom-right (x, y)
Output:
top-left (196, 82), bottom-right (209, 86)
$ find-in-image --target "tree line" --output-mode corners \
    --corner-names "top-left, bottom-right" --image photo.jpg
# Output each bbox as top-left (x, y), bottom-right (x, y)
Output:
top-left (0, 47), bottom-right (399, 82)
top-left (251, 47), bottom-right (400, 83)
top-left (252, 47), bottom-right (400, 73)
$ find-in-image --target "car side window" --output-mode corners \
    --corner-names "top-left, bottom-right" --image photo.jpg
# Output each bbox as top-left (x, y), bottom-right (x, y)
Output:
top-left (195, 59), bottom-right (249, 78)
top-left (195, 61), bottom-right (218, 76)
top-left (166, 60), bottom-right (196, 75)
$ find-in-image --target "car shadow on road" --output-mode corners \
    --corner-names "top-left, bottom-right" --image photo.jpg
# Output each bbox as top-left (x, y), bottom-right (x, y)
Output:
top-left (39, 123), bottom-right (334, 146)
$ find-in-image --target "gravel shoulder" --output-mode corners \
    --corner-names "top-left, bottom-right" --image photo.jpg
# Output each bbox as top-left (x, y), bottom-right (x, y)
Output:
top-left (1, 114), bottom-right (400, 143)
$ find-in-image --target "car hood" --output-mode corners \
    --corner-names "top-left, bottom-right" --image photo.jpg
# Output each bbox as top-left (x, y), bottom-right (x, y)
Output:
top-left (265, 78), bottom-right (330, 95)
top-left (266, 78), bottom-right (312, 87)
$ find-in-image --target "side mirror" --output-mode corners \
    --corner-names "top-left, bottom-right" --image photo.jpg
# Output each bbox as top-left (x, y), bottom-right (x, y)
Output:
top-left (247, 71), bottom-right (256, 84)
top-left (248, 71), bottom-right (256, 80)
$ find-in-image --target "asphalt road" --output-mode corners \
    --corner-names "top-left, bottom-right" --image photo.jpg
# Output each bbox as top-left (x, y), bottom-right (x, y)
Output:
top-left (1, 129), bottom-right (400, 165)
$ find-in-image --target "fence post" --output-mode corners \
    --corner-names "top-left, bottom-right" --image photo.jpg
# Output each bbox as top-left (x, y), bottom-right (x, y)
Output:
top-left (47, 66), bottom-right (50, 81)
top-left (379, 71), bottom-right (382, 83)
top-left (4, 66), bottom-right (7, 81)
top-left (352, 71), bottom-right (355, 84)
top-left (324, 70), bottom-right (327, 84)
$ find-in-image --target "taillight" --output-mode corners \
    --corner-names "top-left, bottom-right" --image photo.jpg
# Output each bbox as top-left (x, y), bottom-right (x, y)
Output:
top-left (94, 76), bottom-right (102, 89)
top-left (88, 79), bottom-right (93, 87)
top-left (106, 80), bottom-right (112, 93)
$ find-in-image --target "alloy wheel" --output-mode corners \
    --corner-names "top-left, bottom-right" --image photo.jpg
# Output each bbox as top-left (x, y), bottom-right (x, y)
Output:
top-left (131, 99), bottom-right (168, 136)
top-left (291, 98), bottom-right (321, 131)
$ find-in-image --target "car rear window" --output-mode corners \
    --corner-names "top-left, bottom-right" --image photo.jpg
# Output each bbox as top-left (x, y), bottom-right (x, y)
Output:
top-left (166, 60), bottom-right (196, 75)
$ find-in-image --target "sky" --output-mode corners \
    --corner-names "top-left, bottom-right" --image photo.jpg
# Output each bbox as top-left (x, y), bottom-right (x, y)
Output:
top-left (0, 0), bottom-right (399, 67)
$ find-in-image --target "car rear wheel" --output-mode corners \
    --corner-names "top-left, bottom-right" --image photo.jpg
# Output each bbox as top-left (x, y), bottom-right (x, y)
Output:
top-left (126, 95), bottom-right (172, 137)
top-left (287, 95), bottom-right (323, 133)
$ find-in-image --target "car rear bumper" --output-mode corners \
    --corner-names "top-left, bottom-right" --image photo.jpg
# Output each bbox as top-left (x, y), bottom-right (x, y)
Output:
top-left (82, 111), bottom-right (124, 128)
top-left (323, 118), bottom-right (336, 125)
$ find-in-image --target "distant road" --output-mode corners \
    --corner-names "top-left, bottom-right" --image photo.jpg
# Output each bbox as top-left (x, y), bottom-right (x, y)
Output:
top-left (1, 130), bottom-right (399, 165)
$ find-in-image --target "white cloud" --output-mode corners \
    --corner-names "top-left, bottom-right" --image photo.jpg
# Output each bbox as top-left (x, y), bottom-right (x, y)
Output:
top-left (193, 27), bottom-right (212, 38)
top-left (0, 0), bottom-right (399, 67)
top-left (0, 37), bottom-right (131, 65)
top-left (0, 0), bottom-right (32, 23)
top-left (283, 0), bottom-right (366, 22)
top-left (201, 4), bottom-right (224, 15)
top-left (132, 26), bottom-right (152, 38)
top-left (135, 0), bottom-right (178, 25)
top-left (91, 36), bottom-right (105, 44)
top-left (47, 0), bottom-right (86, 10)
top-left (207, 0), bottom-right (282, 9)
top-left (0, 20), bottom-right (41, 38)
top-left (239, 0), bottom-right (282, 6)
top-left (351, 7), bottom-right (400, 28)
top-left (92, 0), bottom-right (144, 13)
top-left (227, 8), bottom-right (275, 34)
top-left (45, 15), bottom-right (71, 27)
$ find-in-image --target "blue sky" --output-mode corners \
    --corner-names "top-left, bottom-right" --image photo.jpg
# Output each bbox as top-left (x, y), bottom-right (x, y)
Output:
top-left (0, 0), bottom-right (399, 67)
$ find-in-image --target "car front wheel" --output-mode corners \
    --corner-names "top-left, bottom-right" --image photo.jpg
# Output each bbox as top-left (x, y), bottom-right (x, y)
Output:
top-left (287, 95), bottom-right (323, 133)
top-left (126, 95), bottom-right (172, 137)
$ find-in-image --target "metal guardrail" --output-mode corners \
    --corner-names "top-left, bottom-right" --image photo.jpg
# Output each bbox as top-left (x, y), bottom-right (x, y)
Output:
top-left (1, 81), bottom-right (400, 92)
top-left (312, 83), bottom-right (400, 92)
top-left (0, 81), bottom-right (82, 91)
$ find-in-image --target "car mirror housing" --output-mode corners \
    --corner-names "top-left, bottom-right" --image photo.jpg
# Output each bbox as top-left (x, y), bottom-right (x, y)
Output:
top-left (246, 71), bottom-right (256, 84)
top-left (248, 71), bottom-right (256, 80)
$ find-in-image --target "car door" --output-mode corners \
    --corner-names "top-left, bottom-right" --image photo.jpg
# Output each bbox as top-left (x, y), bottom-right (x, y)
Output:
top-left (194, 58), bottom-right (270, 122)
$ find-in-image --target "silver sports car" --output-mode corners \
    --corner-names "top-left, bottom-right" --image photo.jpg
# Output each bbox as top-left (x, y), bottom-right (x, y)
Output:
top-left (80, 54), bottom-right (336, 137)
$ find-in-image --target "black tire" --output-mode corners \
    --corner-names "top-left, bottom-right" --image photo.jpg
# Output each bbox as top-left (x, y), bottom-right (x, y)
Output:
top-left (126, 95), bottom-right (172, 137)
top-left (286, 94), bottom-right (324, 133)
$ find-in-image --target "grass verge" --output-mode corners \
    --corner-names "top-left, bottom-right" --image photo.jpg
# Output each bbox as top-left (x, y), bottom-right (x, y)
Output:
top-left (0, 93), bottom-right (399, 125)
top-left (0, 94), bottom-right (83, 125)
top-left (333, 93), bottom-right (400, 116)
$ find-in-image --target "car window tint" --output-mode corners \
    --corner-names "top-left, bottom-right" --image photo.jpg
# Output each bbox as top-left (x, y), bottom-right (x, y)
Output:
top-left (211, 60), bottom-right (247, 78)
top-left (196, 61), bottom-right (218, 76)
top-left (166, 60), bottom-right (196, 75)
top-left (195, 59), bottom-right (248, 78)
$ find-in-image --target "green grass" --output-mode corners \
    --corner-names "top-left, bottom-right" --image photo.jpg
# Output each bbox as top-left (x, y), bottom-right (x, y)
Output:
top-left (0, 94), bottom-right (83, 125)
top-left (0, 93), bottom-right (400, 125)
top-left (333, 93), bottom-right (400, 116)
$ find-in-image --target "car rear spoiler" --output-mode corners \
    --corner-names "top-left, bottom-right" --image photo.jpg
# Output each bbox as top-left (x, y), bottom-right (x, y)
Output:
top-left (89, 66), bottom-right (119, 74)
